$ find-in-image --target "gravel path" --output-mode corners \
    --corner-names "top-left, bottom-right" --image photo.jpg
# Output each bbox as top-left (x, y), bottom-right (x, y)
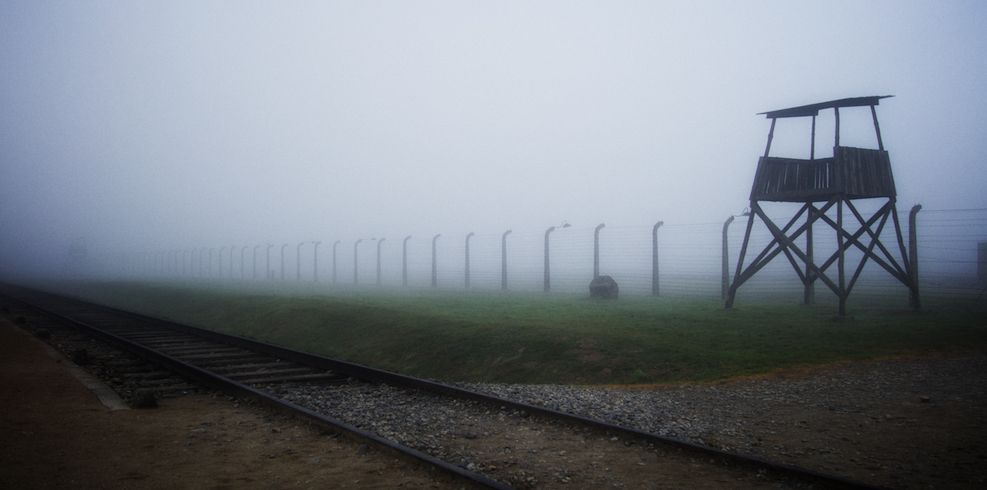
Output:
top-left (263, 355), bottom-right (987, 489)
top-left (462, 355), bottom-right (987, 489)
top-left (264, 381), bottom-right (819, 489)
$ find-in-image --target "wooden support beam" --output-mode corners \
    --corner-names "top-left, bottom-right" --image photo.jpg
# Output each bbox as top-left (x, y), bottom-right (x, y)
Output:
top-left (725, 209), bottom-right (755, 308)
top-left (846, 206), bottom-right (892, 296)
top-left (804, 204), bottom-right (815, 304)
top-left (837, 199), bottom-right (846, 316)
top-left (870, 105), bottom-right (884, 151)
top-left (745, 204), bottom-right (841, 296)
top-left (813, 203), bottom-right (909, 284)
top-left (847, 200), bottom-right (909, 278)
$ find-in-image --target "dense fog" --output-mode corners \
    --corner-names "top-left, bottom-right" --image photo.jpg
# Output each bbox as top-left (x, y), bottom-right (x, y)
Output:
top-left (1, 1), bottom-right (985, 283)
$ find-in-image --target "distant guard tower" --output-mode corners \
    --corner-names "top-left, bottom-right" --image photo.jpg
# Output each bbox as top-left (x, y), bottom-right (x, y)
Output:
top-left (725, 96), bottom-right (918, 315)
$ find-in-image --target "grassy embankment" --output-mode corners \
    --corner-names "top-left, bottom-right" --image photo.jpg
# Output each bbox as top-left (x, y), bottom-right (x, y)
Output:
top-left (50, 281), bottom-right (987, 385)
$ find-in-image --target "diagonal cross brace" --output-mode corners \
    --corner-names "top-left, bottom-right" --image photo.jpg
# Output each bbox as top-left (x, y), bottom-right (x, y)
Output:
top-left (730, 202), bottom-right (841, 297)
top-left (747, 204), bottom-right (843, 296)
top-left (733, 200), bottom-right (838, 289)
top-left (847, 200), bottom-right (910, 279)
top-left (731, 198), bottom-right (914, 306)
top-left (814, 202), bottom-right (909, 284)
top-left (845, 205), bottom-right (892, 296)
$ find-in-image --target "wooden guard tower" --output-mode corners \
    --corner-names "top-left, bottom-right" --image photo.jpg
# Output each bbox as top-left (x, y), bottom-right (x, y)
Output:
top-left (725, 95), bottom-right (919, 315)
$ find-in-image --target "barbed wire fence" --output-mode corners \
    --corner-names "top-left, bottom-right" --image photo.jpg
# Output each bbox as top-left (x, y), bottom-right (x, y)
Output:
top-left (97, 207), bottom-right (986, 304)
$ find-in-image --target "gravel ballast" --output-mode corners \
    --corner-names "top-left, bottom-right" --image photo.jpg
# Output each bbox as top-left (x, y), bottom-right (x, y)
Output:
top-left (463, 355), bottom-right (987, 489)
top-left (265, 355), bottom-right (987, 489)
top-left (264, 381), bottom-right (817, 489)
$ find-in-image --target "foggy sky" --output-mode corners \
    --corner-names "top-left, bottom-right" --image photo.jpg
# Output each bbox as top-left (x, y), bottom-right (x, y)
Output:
top-left (2, 1), bottom-right (986, 276)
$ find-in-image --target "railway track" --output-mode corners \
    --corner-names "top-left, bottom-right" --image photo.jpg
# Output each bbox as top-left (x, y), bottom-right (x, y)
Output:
top-left (1, 284), bottom-right (884, 489)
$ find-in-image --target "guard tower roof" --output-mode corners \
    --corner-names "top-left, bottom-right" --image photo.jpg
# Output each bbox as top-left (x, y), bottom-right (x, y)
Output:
top-left (759, 95), bottom-right (893, 119)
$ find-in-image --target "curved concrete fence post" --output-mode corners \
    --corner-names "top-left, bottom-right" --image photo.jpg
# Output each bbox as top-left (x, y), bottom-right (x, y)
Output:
top-left (543, 226), bottom-right (556, 292)
top-left (376, 238), bottom-right (386, 286)
top-left (652, 221), bottom-right (664, 296)
top-left (431, 234), bottom-right (442, 288)
top-left (402, 236), bottom-right (411, 287)
top-left (501, 230), bottom-right (512, 290)
top-left (593, 223), bottom-right (605, 279)
top-left (465, 233), bottom-right (475, 288)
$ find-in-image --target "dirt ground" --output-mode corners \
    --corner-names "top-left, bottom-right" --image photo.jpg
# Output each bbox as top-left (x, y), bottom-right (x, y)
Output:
top-left (0, 318), bottom-right (462, 490)
top-left (688, 359), bottom-right (987, 488)
top-left (4, 302), bottom-right (985, 489)
top-left (0, 304), bottom-right (830, 490)
top-left (468, 355), bottom-right (987, 489)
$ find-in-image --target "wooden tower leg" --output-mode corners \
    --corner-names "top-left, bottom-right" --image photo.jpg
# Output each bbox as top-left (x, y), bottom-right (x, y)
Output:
top-left (837, 199), bottom-right (847, 316)
top-left (725, 206), bottom-right (756, 309)
top-left (804, 203), bottom-right (815, 305)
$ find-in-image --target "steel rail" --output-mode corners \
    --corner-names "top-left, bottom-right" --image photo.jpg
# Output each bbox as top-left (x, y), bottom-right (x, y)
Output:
top-left (5, 285), bottom-right (885, 490)
top-left (1, 286), bottom-right (506, 490)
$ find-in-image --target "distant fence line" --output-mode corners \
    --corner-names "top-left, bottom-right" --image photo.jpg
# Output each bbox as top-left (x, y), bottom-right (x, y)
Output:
top-left (77, 206), bottom-right (987, 304)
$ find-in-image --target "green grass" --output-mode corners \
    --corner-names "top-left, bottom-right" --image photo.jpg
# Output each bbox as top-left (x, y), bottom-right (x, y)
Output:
top-left (46, 281), bottom-right (987, 385)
